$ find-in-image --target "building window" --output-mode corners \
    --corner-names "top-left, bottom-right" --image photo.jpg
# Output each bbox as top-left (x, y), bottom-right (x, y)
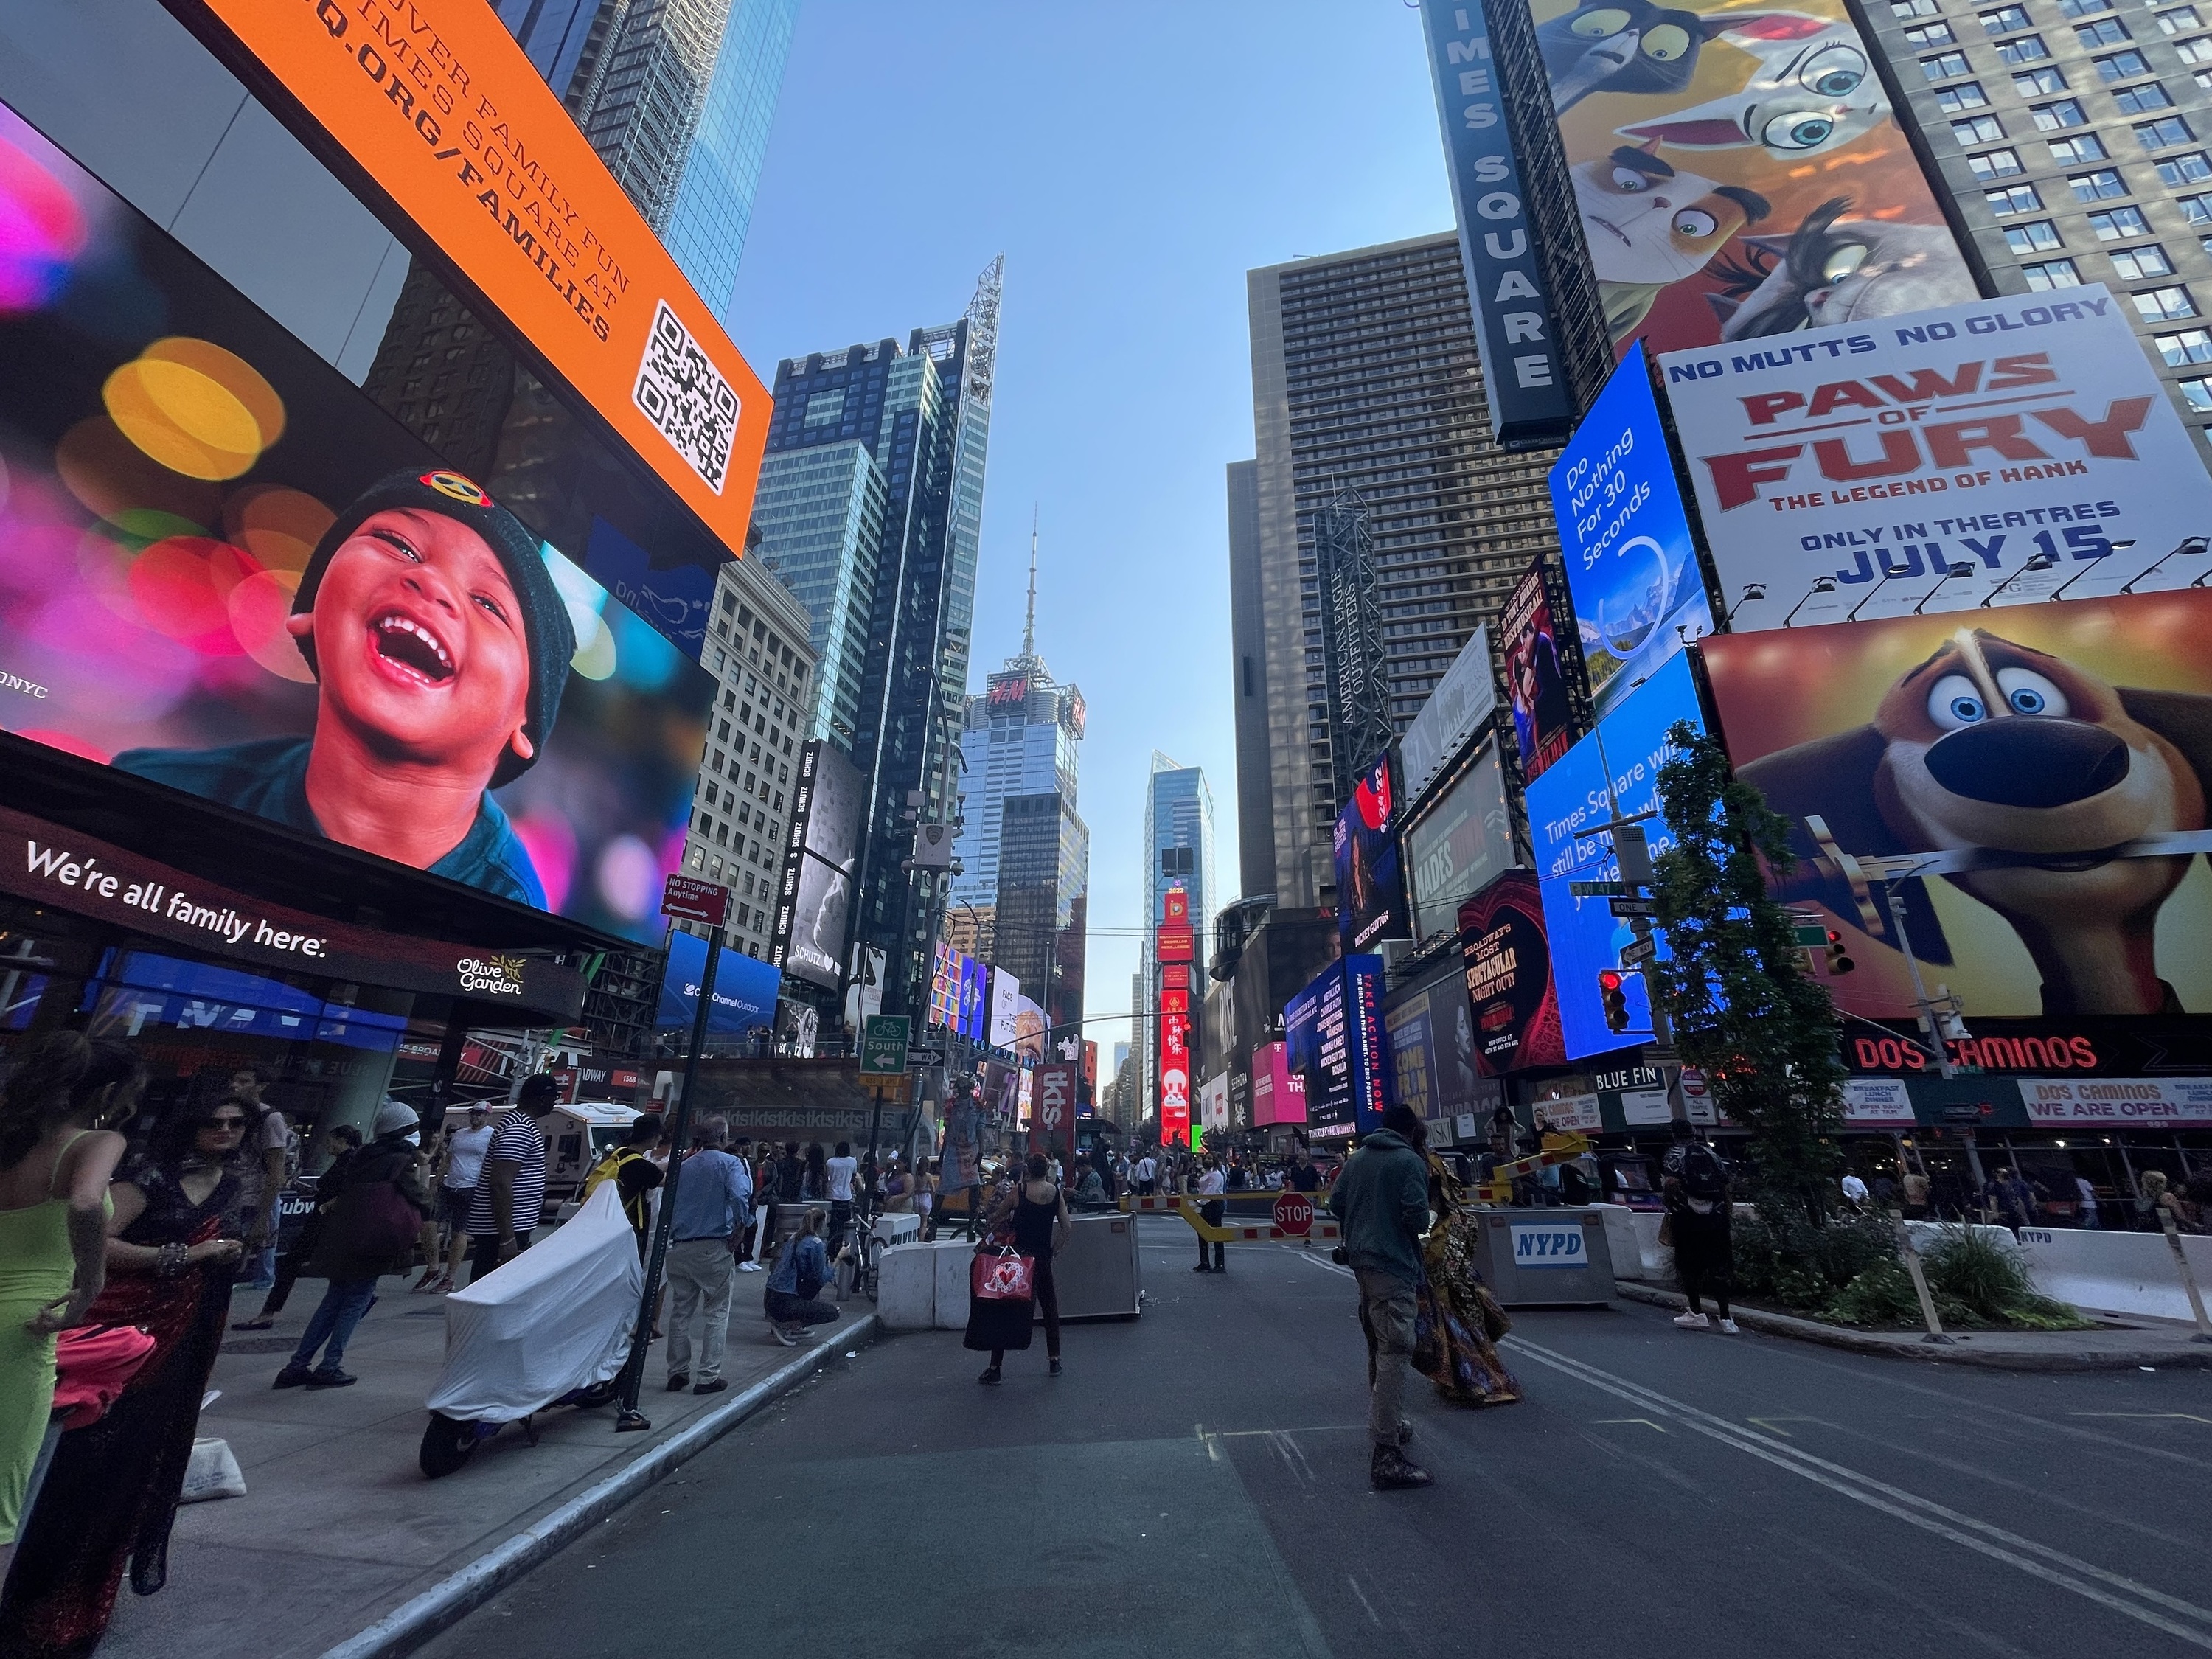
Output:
top-left (2160, 150), bottom-right (2212, 184)
top-left (1970, 147), bottom-right (2026, 178)
top-left (2161, 7), bottom-right (2204, 32)
top-left (2005, 220), bottom-right (2065, 254)
top-left (1997, 32), bottom-right (2052, 63)
top-left (2100, 49), bottom-right (2158, 81)
top-left (2033, 100), bottom-right (2090, 130)
top-left (1955, 114), bottom-right (2008, 144)
top-left (2155, 327), bottom-right (2212, 365)
top-left (2078, 17), bottom-right (2135, 46)
top-left (2137, 115), bottom-right (2197, 147)
top-left (1938, 82), bottom-right (1993, 111)
top-left (2014, 66), bottom-right (2070, 95)
top-left (1896, 0), bottom-right (1943, 15)
top-left (1982, 4), bottom-right (2032, 30)
top-left (2088, 205), bottom-right (2154, 237)
top-left (1986, 183), bottom-right (2044, 214)
top-left (2135, 284), bottom-right (2201, 319)
top-left (2116, 82), bottom-right (2179, 114)
top-left (2050, 131), bottom-right (2110, 161)
top-left (2181, 376), bottom-right (2212, 411)
top-left (2112, 244), bottom-right (2175, 278)
top-left (1924, 50), bottom-right (1974, 80)
top-left (2070, 167), bottom-right (2129, 200)
top-left (2058, 0), bottom-right (2114, 15)
top-left (1905, 21), bottom-right (1957, 46)
top-left (2022, 258), bottom-right (2084, 288)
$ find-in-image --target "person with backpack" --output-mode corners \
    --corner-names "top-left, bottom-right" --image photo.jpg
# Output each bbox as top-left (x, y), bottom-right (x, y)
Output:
top-left (1661, 1119), bottom-right (1737, 1335)
top-left (582, 1115), bottom-right (665, 1259)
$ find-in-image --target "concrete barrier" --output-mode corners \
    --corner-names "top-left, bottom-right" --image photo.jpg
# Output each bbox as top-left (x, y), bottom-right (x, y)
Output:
top-left (1905, 1220), bottom-right (2020, 1257)
top-left (2016, 1226), bottom-right (2212, 1323)
top-left (932, 1239), bottom-right (973, 1330)
top-left (1631, 1211), bottom-right (1672, 1281)
top-left (1593, 1206), bottom-right (1648, 1281)
top-left (876, 1241), bottom-right (938, 1330)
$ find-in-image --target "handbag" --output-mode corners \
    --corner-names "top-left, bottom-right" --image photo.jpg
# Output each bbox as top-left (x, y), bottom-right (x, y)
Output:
top-left (325, 1172), bottom-right (422, 1266)
top-left (970, 1248), bottom-right (1035, 1303)
top-left (53, 1322), bottom-right (158, 1428)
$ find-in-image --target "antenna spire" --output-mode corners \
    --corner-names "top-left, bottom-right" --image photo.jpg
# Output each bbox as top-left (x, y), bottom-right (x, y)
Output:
top-left (1023, 506), bottom-right (1039, 660)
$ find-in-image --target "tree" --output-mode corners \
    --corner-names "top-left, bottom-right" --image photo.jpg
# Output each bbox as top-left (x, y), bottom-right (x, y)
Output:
top-left (1650, 723), bottom-right (1845, 1221)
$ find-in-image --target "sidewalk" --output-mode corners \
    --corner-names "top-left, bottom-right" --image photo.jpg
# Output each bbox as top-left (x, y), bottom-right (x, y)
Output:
top-left (97, 1276), bottom-right (875, 1659)
top-left (1615, 1281), bottom-right (2212, 1369)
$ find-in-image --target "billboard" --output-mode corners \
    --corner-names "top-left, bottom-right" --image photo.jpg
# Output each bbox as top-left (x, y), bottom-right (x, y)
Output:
top-left (1385, 996), bottom-right (1437, 1127)
top-left (1551, 345), bottom-right (1712, 717)
top-left (928, 942), bottom-right (963, 1030)
top-left (957, 955), bottom-right (988, 1043)
top-left (173, 0), bottom-right (771, 552)
top-left (1700, 591), bottom-right (2212, 1020)
top-left (1284, 955), bottom-right (1389, 1141)
top-left (1500, 557), bottom-right (1589, 782)
top-left (1531, 0), bottom-right (1973, 361)
top-left (769, 740), bottom-right (862, 990)
top-left (1416, 0), bottom-right (1579, 446)
top-left (655, 928), bottom-right (780, 1035)
top-left (1425, 974), bottom-right (1488, 1118)
top-left (1250, 1040), bottom-right (1307, 1127)
top-left (1660, 288), bottom-right (2212, 629)
top-left (1459, 869), bottom-right (1567, 1075)
top-left (1525, 651), bottom-right (1706, 1058)
top-left (1200, 1071), bottom-right (1231, 1135)
top-left (1405, 742), bottom-right (1516, 945)
top-left (0, 101), bottom-right (708, 946)
top-left (1334, 750), bottom-right (1411, 952)
top-left (1402, 625), bottom-right (1498, 802)
top-left (988, 967), bottom-right (1022, 1049)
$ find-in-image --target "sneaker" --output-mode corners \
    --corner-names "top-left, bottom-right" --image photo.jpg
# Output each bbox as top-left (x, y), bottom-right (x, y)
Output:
top-left (1673, 1312), bottom-right (1715, 1330)
top-left (1371, 1444), bottom-right (1433, 1491)
top-left (978, 1365), bottom-right (1002, 1385)
top-left (1192, 1264), bottom-right (1211, 1273)
top-left (666, 1373), bottom-right (690, 1392)
top-left (232, 1316), bottom-right (275, 1332)
top-left (1049, 1357), bottom-right (1063, 1377)
top-left (410, 1272), bottom-right (440, 1293)
top-left (305, 1368), bottom-right (356, 1389)
top-left (1398, 1418), bottom-right (1415, 1447)
top-left (1717, 1317), bottom-right (1741, 1335)
top-left (771, 1324), bottom-right (799, 1347)
top-left (737, 1261), bottom-right (764, 1272)
top-left (271, 1366), bottom-right (312, 1390)
top-left (693, 1378), bottom-right (728, 1396)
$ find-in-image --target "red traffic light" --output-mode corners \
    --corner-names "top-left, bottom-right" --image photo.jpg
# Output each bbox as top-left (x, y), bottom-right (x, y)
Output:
top-left (1597, 970), bottom-right (1624, 991)
top-left (1824, 928), bottom-right (1856, 976)
top-left (1597, 969), bottom-right (1630, 1032)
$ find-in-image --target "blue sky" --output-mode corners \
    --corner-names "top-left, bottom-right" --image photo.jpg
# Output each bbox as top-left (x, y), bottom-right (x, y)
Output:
top-left (728, 1), bottom-right (1455, 1064)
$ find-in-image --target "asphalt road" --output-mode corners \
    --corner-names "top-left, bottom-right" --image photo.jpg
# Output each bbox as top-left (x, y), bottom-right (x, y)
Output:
top-left (420, 1219), bottom-right (2212, 1659)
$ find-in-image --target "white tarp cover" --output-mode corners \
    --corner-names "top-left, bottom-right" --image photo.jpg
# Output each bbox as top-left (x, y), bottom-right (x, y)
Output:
top-left (424, 1181), bottom-right (644, 1420)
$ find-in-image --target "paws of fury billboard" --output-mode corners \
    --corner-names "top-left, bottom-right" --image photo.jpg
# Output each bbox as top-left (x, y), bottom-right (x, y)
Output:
top-left (1700, 591), bottom-right (2212, 1020)
top-left (1660, 288), bottom-right (2212, 628)
top-left (1531, 1), bottom-right (1974, 358)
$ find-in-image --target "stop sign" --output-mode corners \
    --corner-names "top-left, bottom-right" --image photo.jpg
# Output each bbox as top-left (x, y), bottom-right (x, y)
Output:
top-left (1273, 1191), bottom-right (1314, 1237)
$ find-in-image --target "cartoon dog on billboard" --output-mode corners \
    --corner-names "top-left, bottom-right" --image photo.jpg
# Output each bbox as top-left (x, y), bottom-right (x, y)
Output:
top-left (1615, 11), bottom-right (1888, 161)
top-left (1707, 197), bottom-right (1978, 337)
top-left (1572, 143), bottom-right (1770, 341)
top-left (1739, 627), bottom-right (2212, 1015)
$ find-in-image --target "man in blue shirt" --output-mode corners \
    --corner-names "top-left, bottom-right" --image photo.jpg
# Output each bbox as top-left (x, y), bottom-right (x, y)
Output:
top-left (664, 1115), bottom-right (751, 1395)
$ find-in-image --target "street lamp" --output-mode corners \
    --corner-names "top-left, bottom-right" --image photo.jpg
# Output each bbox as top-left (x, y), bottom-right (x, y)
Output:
top-left (2120, 535), bottom-right (2211, 594)
top-left (1781, 574), bottom-right (1838, 627)
top-left (1911, 560), bottom-right (1979, 616)
top-left (1979, 552), bottom-right (2055, 607)
top-left (2050, 540), bottom-right (2132, 603)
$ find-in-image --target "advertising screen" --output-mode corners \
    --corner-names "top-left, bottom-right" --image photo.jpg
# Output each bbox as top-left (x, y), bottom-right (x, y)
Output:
top-left (769, 740), bottom-right (860, 990)
top-left (1284, 956), bottom-right (1388, 1141)
top-left (1700, 591), bottom-right (2212, 1020)
top-left (1500, 558), bottom-right (1587, 782)
top-left (1250, 1040), bottom-right (1307, 1127)
top-left (1529, 0), bottom-right (1972, 361)
top-left (1424, 970), bottom-right (1486, 1116)
top-left (988, 968), bottom-right (1023, 1050)
top-left (1525, 651), bottom-right (1706, 1059)
top-left (1459, 869), bottom-right (1568, 1076)
top-left (1659, 288), bottom-right (2212, 629)
top-left (1404, 742), bottom-right (1516, 946)
top-left (1551, 346), bottom-right (1712, 717)
top-left (1385, 996), bottom-right (1436, 1127)
top-left (655, 928), bottom-right (780, 1035)
top-left (1333, 750), bottom-right (1411, 952)
top-left (0, 102), bottom-right (709, 947)
top-left (1400, 624), bottom-right (1498, 802)
top-left (957, 955), bottom-right (988, 1042)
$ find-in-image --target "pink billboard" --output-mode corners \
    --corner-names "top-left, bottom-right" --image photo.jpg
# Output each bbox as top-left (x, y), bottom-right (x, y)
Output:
top-left (1250, 1040), bottom-right (1307, 1127)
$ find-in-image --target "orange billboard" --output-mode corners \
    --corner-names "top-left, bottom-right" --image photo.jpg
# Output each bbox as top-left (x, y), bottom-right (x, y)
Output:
top-left (170, 0), bottom-right (770, 555)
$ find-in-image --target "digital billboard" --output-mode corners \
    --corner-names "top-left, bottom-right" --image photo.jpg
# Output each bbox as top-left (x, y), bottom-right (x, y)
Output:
top-left (1700, 591), bottom-right (2212, 1020)
top-left (1424, 973), bottom-right (1487, 1119)
top-left (768, 740), bottom-right (861, 990)
top-left (1405, 742), bottom-right (1516, 946)
top-left (1458, 869), bottom-right (1564, 1076)
top-left (1250, 1040), bottom-right (1307, 1127)
top-left (1385, 996), bottom-right (1436, 1127)
top-left (1659, 288), bottom-right (2212, 630)
top-left (1284, 955), bottom-right (1389, 1141)
top-left (1525, 650), bottom-right (1706, 1059)
top-left (1531, 0), bottom-right (1973, 361)
top-left (0, 101), bottom-right (707, 947)
top-left (1401, 624), bottom-right (1497, 802)
top-left (988, 967), bottom-right (1023, 1050)
top-left (1334, 750), bottom-right (1411, 952)
top-left (655, 928), bottom-right (780, 1036)
top-left (1500, 557), bottom-right (1589, 782)
top-left (1551, 345), bottom-right (1712, 718)
top-left (957, 954), bottom-right (988, 1042)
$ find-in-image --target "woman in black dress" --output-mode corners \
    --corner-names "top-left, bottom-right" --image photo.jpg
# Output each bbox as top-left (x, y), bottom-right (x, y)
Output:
top-left (969, 1154), bottom-right (1070, 1384)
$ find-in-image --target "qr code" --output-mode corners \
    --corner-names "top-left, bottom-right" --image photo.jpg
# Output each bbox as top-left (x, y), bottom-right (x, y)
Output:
top-left (633, 299), bottom-right (740, 494)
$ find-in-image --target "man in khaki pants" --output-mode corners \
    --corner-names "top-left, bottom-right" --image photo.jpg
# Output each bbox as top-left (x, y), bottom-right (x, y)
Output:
top-left (664, 1116), bottom-right (750, 1395)
top-left (1327, 1105), bottom-right (1434, 1490)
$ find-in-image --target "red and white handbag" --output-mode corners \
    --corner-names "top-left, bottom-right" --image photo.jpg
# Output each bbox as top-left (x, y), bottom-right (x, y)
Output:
top-left (970, 1248), bottom-right (1035, 1303)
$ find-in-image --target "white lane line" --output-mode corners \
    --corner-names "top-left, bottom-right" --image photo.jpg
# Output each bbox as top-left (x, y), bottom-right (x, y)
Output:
top-left (1344, 1573), bottom-right (1384, 1628)
top-left (1504, 1335), bottom-right (2212, 1649)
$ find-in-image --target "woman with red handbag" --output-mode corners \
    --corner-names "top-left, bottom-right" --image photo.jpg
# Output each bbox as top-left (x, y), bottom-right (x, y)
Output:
top-left (0, 1035), bottom-right (141, 1579)
top-left (966, 1155), bottom-right (1071, 1385)
top-left (273, 1101), bottom-right (431, 1391)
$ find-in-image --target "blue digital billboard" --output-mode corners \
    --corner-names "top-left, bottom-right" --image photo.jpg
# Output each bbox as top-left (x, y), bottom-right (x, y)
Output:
top-left (1284, 954), bottom-right (1389, 1143)
top-left (656, 929), bottom-right (781, 1036)
top-left (1523, 652), bottom-right (1705, 1062)
top-left (1548, 346), bottom-right (1714, 723)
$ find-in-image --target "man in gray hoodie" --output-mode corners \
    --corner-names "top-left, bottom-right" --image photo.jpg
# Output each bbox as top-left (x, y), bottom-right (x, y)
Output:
top-left (1326, 1105), bottom-right (1433, 1490)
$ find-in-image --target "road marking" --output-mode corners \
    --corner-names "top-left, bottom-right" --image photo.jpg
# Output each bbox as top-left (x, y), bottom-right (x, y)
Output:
top-left (1503, 1334), bottom-right (2212, 1649)
top-left (1344, 1574), bottom-right (1384, 1628)
top-left (1293, 1251), bottom-right (1354, 1279)
top-left (1747, 1416), bottom-right (1818, 1438)
top-left (1593, 1418), bottom-right (1668, 1433)
top-left (2071, 1413), bottom-right (2212, 1425)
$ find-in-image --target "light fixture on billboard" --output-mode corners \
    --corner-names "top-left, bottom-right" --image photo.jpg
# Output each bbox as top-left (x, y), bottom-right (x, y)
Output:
top-left (2049, 541), bottom-right (2132, 604)
top-left (1911, 562), bottom-right (1980, 616)
top-left (1846, 565), bottom-right (1907, 624)
top-left (2120, 536), bottom-right (2211, 593)
top-left (1781, 576), bottom-right (1838, 627)
top-left (1980, 552), bottom-right (2055, 607)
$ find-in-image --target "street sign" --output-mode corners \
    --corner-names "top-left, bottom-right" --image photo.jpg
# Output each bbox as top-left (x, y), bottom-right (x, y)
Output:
top-left (1273, 1191), bottom-right (1315, 1237)
top-left (1644, 1045), bottom-right (1681, 1068)
top-left (1570, 880), bottom-right (1630, 897)
top-left (1036, 1063), bottom-right (1077, 1132)
top-left (1608, 897), bottom-right (1656, 919)
top-left (859, 1014), bottom-right (911, 1077)
top-left (908, 1045), bottom-right (945, 1068)
top-left (1792, 922), bottom-right (1829, 947)
top-left (1619, 936), bottom-right (1658, 967)
top-left (659, 874), bottom-right (728, 928)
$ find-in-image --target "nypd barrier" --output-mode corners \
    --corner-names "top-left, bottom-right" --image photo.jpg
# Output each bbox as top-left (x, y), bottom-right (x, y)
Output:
top-left (2014, 1226), bottom-right (2212, 1324)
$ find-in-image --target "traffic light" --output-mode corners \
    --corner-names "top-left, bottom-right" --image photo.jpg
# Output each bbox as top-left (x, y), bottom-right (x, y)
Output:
top-left (1825, 929), bottom-right (1856, 976)
top-left (1598, 969), bottom-right (1630, 1033)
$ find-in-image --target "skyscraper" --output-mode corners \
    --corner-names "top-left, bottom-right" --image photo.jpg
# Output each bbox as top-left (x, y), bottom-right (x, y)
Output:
top-left (747, 441), bottom-right (888, 747)
top-left (1138, 757), bottom-right (1215, 1113)
top-left (994, 793), bottom-right (1089, 1045)
top-left (762, 260), bottom-right (1004, 1016)
top-left (1239, 233), bottom-right (1561, 909)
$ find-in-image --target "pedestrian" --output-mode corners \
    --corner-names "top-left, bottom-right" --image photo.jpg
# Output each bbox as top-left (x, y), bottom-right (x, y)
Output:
top-left (272, 1101), bottom-right (431, 1390)
top-left (2074, 1172), bottom-right (2102, 1228)
top-left (912, 1158), bottom-right (936, 1231)
top-left (0, 1092), bottom-right (259, 1653)
top-left (1072, 1157), bottom-right (1106, 1208)
top-left (415, 1105), bottom-right (491, 1293)
top-left (1326, 1104), bottom-right (1433, 1490)
top-left (2137, 1170), bottom-right (2197, 1234)
top-left (1194, 1158), bottom-right (1227, 1273)
top-left (1135, 1150), bottom-right (1158, 1196)
top-left (1840, 1171), bottom-right (1869, 1212)
top-left (825, 1140), bottom-right (858, 1257)
top-left (1227, 1156), bottom-right (1249, 1192)
top-left (879, 1157), bottom-right (911, 1212)
top-left (0, 1034), bottom-right (139, 1579)
top-left (664, 1116), bottom-right (749, 1394)
top-left (1662, 1119), bottom-right (1738, 1335)
top-left (463, 1075), bottom-right (555, 1283)
top-left (234, 1123), bottom-right (362, 1329)
top-left (763, 1207), bottom-right (838, 1345)
top-left (1989, 1166), bottom-right (2037, 1232)
top-left (1286, 1147), bottom-right (1322, 1194)
top-left (970, 1153), bottom-right (1070, 1384)
top-left (1901, 1164), bottom-right (1932, 1220)
top-left (801, 1141), bottom-right (828, 1202)
top-left (583, 1114), bottom-right (665, 1258)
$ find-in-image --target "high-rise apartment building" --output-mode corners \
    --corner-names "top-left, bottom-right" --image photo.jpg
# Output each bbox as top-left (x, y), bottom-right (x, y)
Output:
top-left (1239, 233), bottom-right (1560, 909)
top-left (1865, 0), bottom-right (2212, 451)
top-left (994, 793), bottom-right (1090, 1043)
top-left (1138, 757), bottom-right (1216, 1111)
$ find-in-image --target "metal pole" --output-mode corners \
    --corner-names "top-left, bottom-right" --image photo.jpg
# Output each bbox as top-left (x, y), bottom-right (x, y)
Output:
top-left (1883, 887), bottom-right (1955, 1080)
top-left (2159, 1208), bottom-right (2212, 1343)
top-left (1893, 1216), bottom-right (1952, 1345)
top-left (614, 928), bottom-right (720, 1431)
